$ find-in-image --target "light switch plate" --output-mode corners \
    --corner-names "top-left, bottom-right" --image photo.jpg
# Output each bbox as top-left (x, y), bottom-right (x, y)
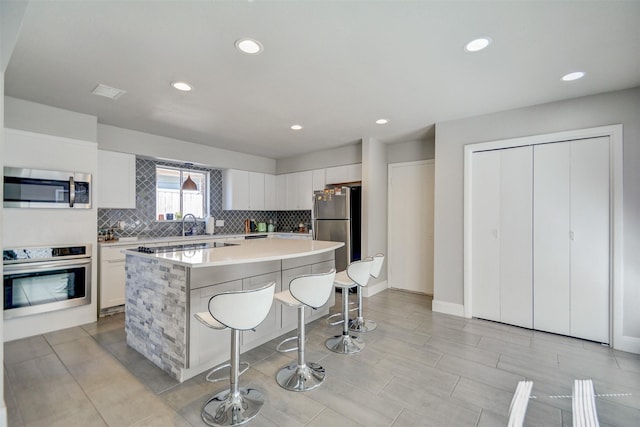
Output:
top-left (215, 219), bottom-right (224, 227)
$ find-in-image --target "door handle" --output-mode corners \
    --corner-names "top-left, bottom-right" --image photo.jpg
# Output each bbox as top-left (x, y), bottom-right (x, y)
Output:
top-left (69, 176), bottom-right (75, 207)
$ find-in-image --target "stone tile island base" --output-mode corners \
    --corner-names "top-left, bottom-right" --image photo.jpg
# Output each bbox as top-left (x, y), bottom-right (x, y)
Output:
top-left (123, 246), bottom-right (337, 383)
top-left (125, 255), bottom-right (187, 380)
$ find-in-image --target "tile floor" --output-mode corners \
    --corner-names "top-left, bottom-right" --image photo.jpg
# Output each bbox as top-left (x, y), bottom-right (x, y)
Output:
top-left (4, 290), bottom-right (640, 426)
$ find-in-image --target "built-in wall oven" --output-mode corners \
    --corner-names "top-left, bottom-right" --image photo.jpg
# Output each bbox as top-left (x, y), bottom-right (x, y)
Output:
top-left (3, 167), bottom-right (91, 208)
top-left (3, 244), bottom-right (92, 319)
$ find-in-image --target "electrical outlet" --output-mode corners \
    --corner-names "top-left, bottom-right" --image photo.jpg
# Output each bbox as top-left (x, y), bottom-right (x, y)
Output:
top-left (215, 219), bottom-right (224, 227)
top-left (117, 220), bottom-right (126, 230)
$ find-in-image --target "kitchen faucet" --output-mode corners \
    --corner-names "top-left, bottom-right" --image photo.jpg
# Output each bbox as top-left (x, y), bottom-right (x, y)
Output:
top-left (182, 213), bottom-right (197, 236)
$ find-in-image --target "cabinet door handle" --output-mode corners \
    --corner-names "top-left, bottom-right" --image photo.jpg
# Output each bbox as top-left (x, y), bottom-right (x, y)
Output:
top-left (570, 231), bottom-right (575, 241)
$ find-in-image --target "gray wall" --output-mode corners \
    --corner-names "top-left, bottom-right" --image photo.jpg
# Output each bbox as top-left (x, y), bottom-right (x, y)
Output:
top-left (433, 87), bottom-right (640, 340)
top-left (2, 4), bottom-right (29, 423)
top-left (386, 138), bottom-right (435, 164)
top-left (276, 142), bottom-right (362, 174)
top-left (362, 137), bottom-right (388, 285)
top-left (5, 96), bottom-right (97, 142)
top-left (98, 124), bottom-right (276, 174)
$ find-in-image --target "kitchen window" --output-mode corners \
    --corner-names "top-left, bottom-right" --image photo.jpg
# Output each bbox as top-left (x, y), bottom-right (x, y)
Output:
top-left (156, 166), bottom-right (208, 219)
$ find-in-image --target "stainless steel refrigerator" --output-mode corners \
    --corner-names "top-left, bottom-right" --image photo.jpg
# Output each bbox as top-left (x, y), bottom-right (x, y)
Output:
top-left (313, 186), bottom-right (361, 272)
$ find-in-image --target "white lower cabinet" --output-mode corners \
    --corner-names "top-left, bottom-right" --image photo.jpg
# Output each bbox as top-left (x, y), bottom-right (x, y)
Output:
top-left (99, 244), bottom-right (139, 310)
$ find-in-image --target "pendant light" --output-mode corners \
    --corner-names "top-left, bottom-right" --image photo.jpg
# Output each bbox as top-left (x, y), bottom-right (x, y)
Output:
top-left (181, 174), bottom-right (197, 191)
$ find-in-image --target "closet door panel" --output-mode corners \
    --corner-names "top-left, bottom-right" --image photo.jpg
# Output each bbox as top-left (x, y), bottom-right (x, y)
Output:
top-left (570, 137), bottom-right (610, 343)
top-left (471, 151), bottom-right (501, 322)
top-left (533, 142), bottom-right (571, 335)
top-left (500, 147), bottom-right (533, 328)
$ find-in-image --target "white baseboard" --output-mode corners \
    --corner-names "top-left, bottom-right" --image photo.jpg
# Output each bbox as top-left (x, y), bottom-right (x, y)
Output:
top-left (615, 335), bottom-right (640, 355)
top-left (363, 280), bottom-right (387, 298)
top-left (0, 402), bottom-right (7, 427)
top-left (432, 299), bottom-right (465, 317)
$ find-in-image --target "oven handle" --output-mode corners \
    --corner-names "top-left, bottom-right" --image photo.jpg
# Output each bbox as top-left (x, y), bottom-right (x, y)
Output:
top-left (69, 176), bottom-right (75, 207)
top-left (3, 257), bottom-right (91, 274)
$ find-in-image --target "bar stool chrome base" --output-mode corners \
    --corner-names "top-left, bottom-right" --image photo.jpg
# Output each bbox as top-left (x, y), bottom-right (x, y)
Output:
top-left (326, 333), bottom-right (365, 354)
top-left (276, 361), bottom-right (326, 391)
top-left (202, 387), bottom-right (264, 427)
top-left (349, 316), bottom-right (377, 332)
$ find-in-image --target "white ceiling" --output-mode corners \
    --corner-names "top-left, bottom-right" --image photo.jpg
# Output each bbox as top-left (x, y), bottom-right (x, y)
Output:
top-left (5, 1), bottom-right (640, 160)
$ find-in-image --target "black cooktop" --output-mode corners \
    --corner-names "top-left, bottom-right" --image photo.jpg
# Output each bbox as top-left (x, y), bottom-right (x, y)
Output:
top-left (135, 241), bottom-right (235, 254)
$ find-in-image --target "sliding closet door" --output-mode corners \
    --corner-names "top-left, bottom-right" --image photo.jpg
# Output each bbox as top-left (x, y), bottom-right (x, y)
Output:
top-left (534, 142), bottom-right (571, 335)
top-left (471, 151), bottom-right (501, 321)
top-left (570, 137), bottom-right (610, 343)
top-left (500, 147), bottom-right (533, 328)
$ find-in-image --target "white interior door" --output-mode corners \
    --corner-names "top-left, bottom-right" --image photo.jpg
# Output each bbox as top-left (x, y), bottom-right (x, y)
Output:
top-left (388, 161), bottom-right (434, 294)
top-left (534, 142), bottom-right (572, 336)
top-left (470, 151), bottom-right (501, 321)
top-left (570, 137), bottom-right (610, 343)
top-left (499, 147), bottom-right (533, 328)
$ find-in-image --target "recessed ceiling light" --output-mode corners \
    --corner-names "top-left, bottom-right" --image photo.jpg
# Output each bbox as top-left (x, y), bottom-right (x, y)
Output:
top-left (464, 37), bottom-right (492, 52)
top-left (171, 81), bottom-right (193, 91)
top-left (290, 124), bottom-right (303, 130)
top-left (562, 71), bottom-right (586, 81)
top-left (236, 38), bottom-right (263, 55)
top-left (91, 83), bottom-right (126, 100)
top-left (375, 118), bottom-right (389, 125)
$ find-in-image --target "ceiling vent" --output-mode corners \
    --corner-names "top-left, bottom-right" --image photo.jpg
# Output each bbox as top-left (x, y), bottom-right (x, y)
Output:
top-left (91, 84), bottom-right (126, 100)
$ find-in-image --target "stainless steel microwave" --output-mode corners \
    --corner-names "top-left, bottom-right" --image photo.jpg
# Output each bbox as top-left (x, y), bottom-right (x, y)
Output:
top-left (3, 167), bottom-right (91, 209)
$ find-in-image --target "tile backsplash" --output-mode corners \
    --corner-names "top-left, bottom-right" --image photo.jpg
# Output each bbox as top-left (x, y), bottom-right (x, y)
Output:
top-left (98, 158), bottom-right (311, 239)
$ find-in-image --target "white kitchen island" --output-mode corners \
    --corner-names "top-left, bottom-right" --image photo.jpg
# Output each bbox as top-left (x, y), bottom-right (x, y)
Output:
top-left (124, 238), bottom-right (343, 382)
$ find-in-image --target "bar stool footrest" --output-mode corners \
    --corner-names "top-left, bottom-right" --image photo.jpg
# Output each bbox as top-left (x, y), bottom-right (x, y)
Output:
top-left (326, 312), bottom-right (344, 326)
top-left (204, 361), bottom-right (250, 383)
top-left (276, 335), bottom-right (307, 353)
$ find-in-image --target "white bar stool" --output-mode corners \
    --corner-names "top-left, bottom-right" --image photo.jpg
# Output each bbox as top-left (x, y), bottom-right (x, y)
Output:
top-left (349, 253), bottom-right (385, 332)
top-left (194, 282), bottom-right (275, 427)
top-left (326, 258), bottom-right (374, 354)
top-left (274, 269), bottom-right (336, 391)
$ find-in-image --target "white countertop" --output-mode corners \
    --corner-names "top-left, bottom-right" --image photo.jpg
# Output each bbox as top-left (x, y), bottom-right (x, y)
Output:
top-left (123, 238), bottom-right (343, 268)
top-left (101, 232), bottom-right (312, 247)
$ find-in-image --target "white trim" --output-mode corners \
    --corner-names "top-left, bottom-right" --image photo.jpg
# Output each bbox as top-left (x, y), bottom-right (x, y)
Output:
top-left (432, 299), bottom-right (465, 317)
top-left (616, 336), bottom-right (640, 355)
top-left (0, 405), bottom-right (6, 427)
top-left (464, 124), bottom-right (624, 349)
top-left (363, 279), bottom-right (387, 298)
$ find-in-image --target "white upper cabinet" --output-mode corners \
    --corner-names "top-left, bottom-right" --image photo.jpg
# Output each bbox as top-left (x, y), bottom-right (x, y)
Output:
top-left (264, 173), bottom-right (276, 210)
top-left (222, 169), bottom-right (249, 210)
top-left (325, 163), bottom-right (361, 185)
top-left (275, 174), bottom-right (286, 210)
top-left (297, 170), bottom-right (313, 210)
top-left (248, 171), bottom-right (265, 210)
top-left (285, 173), bottom-right (299, 210)
top-left (98, 150), bottom-right (136, 209)
top-left (223, 169), bottom-right (276, 211)
top-left (312, 169), bottom-right (326, 191)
